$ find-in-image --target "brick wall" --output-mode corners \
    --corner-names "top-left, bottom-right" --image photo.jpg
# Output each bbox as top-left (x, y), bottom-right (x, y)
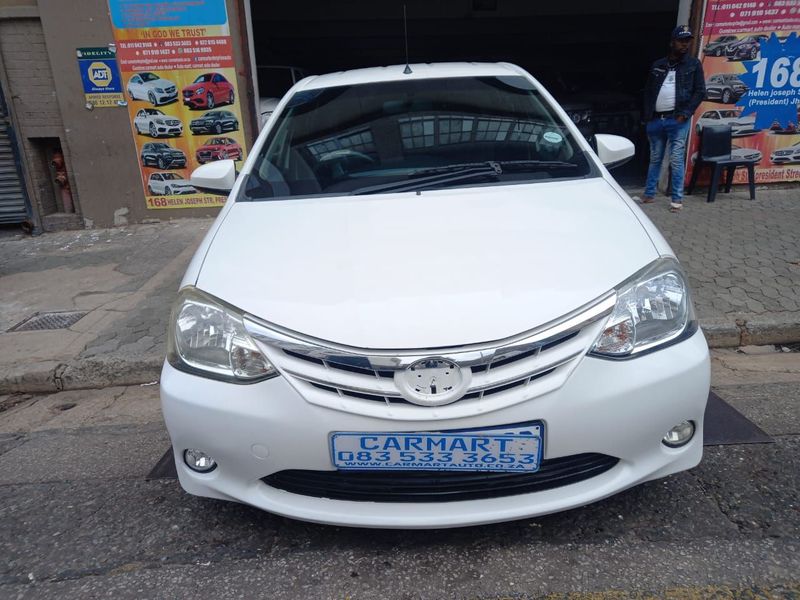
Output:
top-left (0, 17), bottom-right (74, 222)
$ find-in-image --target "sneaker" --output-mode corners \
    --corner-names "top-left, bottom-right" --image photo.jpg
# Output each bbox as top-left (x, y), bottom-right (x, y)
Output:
top-left (670, 202), bottom-right (682, 213)
top-left (637, 196), bottom-right (656, 204)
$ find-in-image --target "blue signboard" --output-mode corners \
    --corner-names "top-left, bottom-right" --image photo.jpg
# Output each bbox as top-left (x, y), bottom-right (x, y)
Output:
top-left (109, 0), bottom-right (228, 29)
top-left (76, 47), bottom-right (124, 107)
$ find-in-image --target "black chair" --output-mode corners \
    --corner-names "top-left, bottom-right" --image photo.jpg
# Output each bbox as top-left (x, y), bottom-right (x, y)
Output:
top-left (687, 124), bottom-right (756, 202)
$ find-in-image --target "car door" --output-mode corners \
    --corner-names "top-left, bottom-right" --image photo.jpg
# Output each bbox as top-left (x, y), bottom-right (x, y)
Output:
top-left (211, 74), bottom-right (225, 103)
top-left (149, 173), bottom-right (163, 194)
top-left (129, 75), bottom-right (143, 99)
top-left (134, 110), bottom-right (146, 130)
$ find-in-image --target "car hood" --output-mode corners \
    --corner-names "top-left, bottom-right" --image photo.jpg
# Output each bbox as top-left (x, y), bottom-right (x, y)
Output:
top-left (184, 83), bottom-right (207, 92)
top-left (147, 78), bottom-right (173, 88)
top-left (165, 179), bottom-right (192, 186)
top-left (196, 177), bottom-right (660, 348)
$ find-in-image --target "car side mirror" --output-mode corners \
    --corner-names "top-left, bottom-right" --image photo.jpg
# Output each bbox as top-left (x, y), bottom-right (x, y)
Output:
top-left (190, 159), bottom-right (236, 195)
top-left (594, 134), bottom-right (635, 169)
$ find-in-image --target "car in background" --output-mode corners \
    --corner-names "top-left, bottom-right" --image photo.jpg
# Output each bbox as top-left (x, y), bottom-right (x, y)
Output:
top-left (134, 108), bottom-right (183, 138)
top-left (196, 137), bottom-right (243, 163)
top-left (257, 66), bottom-right (309, 126)
top-left (695, 109), bottom-right (757, 137)
top-left (189, 110), bottom-right (239, 135)
top-left (127, 72), bottom-right (178, 106)
top-left (182, 73), bottom-right (235, 110)
top-left (705, 74), bottom-right (748, 104)
top-left (726, 34), bottom-right (769, 60)
top-left (147, 172), bottom-right (196, 195)
top-left (771, 141), bottom-right (800, 164)
top-left (703, 35), bottom-right (738, 56)
top-left (163, 62), bottom-right (709, 529)
top-left (140, 142), bottom-right (186, 170)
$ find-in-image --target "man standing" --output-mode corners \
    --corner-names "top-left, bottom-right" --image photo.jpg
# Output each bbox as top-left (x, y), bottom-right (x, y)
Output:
top-left (641, 25), bottom-right (706, 212)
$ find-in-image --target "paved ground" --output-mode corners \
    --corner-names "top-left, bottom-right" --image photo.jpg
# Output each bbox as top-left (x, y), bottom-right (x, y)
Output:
top-left (0, 351), bottom-right (797, 598)
top-left (0, 184), bottom-right (799, 393)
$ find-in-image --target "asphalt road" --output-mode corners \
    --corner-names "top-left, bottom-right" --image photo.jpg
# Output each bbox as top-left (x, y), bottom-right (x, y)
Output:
top-left (0, 352), bottom-right (798, 599)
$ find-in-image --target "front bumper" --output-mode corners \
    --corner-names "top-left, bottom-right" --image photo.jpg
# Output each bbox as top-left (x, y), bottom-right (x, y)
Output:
top-left (160, 328), bottom-right (710, 528)
top-left (184, 94), bottom-right (207, 108)
top-left (190, 123), bottom-right (213, 134)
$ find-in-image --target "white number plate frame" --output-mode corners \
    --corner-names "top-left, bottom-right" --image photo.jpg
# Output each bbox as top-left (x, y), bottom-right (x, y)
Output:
top-left (330, 423), bottom-right (543, 472)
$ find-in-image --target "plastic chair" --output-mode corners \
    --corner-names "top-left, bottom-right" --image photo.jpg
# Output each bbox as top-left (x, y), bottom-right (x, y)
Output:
top-left (687, 124), bottom-right (756, 202)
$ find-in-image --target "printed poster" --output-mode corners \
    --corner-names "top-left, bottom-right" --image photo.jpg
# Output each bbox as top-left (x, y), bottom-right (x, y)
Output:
top-left (76, 47), bottom-right (124, 107)
top-left (107, 0), bottom-right (247, 209)
top-left (689, 0), bottom-right (800, 184)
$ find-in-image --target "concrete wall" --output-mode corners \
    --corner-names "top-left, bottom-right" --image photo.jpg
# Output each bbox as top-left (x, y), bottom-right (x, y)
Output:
top-left (0, 0), bottom-right (255, 227)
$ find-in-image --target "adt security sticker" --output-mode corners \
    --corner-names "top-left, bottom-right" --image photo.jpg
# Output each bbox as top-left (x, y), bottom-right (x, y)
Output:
top-left (77, 47), bottom-right (124, 107)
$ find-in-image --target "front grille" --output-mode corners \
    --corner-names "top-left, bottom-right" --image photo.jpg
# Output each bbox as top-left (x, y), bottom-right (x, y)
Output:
top-left (198, 151), bottom-right (212, 159)
top-left (166, 120), bottom-right (180, 126)
top-left (165, 86), bottom-right (176, 94)
top-left (183, 91), bottom-right (193, 98)
top-left (262, 453), bottom-right (619, 502)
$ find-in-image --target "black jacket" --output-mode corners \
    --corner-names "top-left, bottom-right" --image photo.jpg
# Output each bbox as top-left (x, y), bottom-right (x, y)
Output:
top-left (643, 54), bottom-right (706, 121)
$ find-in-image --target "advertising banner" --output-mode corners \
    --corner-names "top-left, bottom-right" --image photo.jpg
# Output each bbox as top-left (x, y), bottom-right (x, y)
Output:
top-left (107, 0), bottom-right (247, 209)
top-left (689, 0), bottom-right (800, 184)
top-left (76, 47), bottom-right (124, 108)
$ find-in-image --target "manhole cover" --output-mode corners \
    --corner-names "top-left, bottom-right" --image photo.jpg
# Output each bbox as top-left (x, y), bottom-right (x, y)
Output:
top-left (8, 311), bottom-right (88, 332)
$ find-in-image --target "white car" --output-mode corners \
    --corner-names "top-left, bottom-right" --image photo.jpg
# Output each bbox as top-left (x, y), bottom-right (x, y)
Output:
top-left (162, 62), bottom-right (710, 529)
top-left (134, 108), bottom-right (183, 138)
top-left (147, 172), bottom-right (195, 195)
top-left (695, 109), bottom-right (758, 137)
top-left (127, 72), bottom-right (178, 106)
top-left (692, 144), bottom-right (762, 164)
top-left (771, 141), bottom-right (800, 164)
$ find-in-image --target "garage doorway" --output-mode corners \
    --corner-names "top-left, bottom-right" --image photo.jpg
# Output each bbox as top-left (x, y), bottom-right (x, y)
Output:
top-left (248, 0), bottom-right (682, 183)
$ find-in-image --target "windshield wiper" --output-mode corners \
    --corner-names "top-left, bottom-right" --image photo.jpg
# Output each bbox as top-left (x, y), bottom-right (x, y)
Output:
top-left (351, 162), bottom-right (503, 195)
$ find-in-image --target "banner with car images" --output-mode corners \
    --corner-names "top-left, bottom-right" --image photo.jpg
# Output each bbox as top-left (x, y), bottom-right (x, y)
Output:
top-left (107, 0), bottom-right (247, 209)
top-left (688, 0), bottom-right (800, 185)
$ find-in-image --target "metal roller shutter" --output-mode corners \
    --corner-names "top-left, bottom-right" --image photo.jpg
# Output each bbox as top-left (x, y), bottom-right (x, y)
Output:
top-left (0, 86), bottom-right (30, 224)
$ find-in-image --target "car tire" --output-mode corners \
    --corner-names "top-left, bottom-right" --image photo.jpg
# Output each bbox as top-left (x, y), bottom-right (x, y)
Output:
top-left (158, 157), bottom-right (167, 169)
top-left (722, 89), bottom-right (731, 103)
top-left (165, 186), bottom-right (172, 195)
top-left (135, 123), bottom-right (141, 135)
top-left (228, 90), bottom-right (234, 105)
top-left (148, 91), bottom-right (157, 105)
top-left (214, 122), bottom-right (222, 134)
top-left (236, 151), bottom-right (242, 161)
top-left (750, 47), bottom-right (758, 59)
top-left (148, 185), bottom-right (155, 195)
top-left (715, 48), bottom-right (723, 56)
top-left (207, 93), bottom-right (215, 109)
top-left (128, 89), bottom-right (135, 100)
top-left (149, 123), bottom-right (157, 137)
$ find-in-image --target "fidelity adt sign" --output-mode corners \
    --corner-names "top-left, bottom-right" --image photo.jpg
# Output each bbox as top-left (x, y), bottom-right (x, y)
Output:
top-left (76, 47), bottom-right (124, 108)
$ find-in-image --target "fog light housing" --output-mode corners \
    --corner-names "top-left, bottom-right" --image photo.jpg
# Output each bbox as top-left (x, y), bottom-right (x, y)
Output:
top-left (184, 449), bottom-right (217, 473)
top-left (662, 421), bottom-right (695, 448)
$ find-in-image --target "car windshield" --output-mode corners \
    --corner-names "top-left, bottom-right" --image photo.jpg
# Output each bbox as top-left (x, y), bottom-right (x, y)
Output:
top-left (146, 109), bottom-right (161, 115)
top-left (243, 75), bottom-right (595, 200)
top-left (194, 74), bottom-right (213, 83)
top-left (141, 73), bottom-right (158, 82)
top-left (162, 173), bottom-right (180, 180)
top-left (719, 111), bottom-right (740, 118)
top-left (153, 143), bottom-right (168, 149)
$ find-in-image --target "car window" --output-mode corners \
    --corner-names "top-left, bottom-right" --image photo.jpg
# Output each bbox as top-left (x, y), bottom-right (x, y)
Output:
top-left (245, 75), bottom-right (595, 201)
top-left (141, 73), bottom-right (158, 82)
top-left (163, 173), bottom-right (179, 180)
top-left (152, 174), bottom-right (161, 181)
top-left (194, 74), bottom-right (213, 83)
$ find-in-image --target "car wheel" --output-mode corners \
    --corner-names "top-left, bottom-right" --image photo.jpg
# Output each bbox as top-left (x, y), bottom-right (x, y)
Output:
top-left (165, 186), bottom-right (172, 195)
top-left (722, 89), bottom-right (731, 103)
top-left (228, 90), bottom-right (234, 105)
top-left (147, 185), bottom-right (155, 195)
top-left (715, 48), bottom-right (723, 56)
top-left (134, 123), bottom-right (141, 135)
top-left (158, 157), bottom-right (167, 169)
top-left (148, 91), bottom-right (157, 105)
top-left (149, 123), bottom-right (157, 137)
top-left (220, 151), bottom-right (228, 160)
top-left (237, 151), bottom-right (243, 161)
top-left (207, 93), bottom-right (215, 109)
top-left (214, 122), bottom-right (222, 134)
top-left (750, 47), bottom-right (758, 59)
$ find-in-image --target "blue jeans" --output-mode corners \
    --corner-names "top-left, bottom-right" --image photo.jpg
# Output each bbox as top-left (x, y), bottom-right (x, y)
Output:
top-left (644, 117), bottom-right (691, 203)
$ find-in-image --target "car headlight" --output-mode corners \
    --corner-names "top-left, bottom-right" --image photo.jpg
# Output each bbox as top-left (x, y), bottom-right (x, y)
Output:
top-left (156, 87), bottom-right (164, 93)
top-left (590, 258), bottom-right (696, 358)
top-left (154, 119), bottom-right (165, 125)
top-left (167, 287), bottom-right (278, 382)
top-left (196, 87), bottom-right (205, 94)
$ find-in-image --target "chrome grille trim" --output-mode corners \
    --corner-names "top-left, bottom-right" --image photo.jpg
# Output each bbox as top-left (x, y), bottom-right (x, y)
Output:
top-left (244, 291), bottom-right (615, 411)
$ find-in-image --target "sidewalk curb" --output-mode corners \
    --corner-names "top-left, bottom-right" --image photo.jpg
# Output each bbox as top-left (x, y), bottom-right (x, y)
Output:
top-left (1, 318), bottom-right (798, 394)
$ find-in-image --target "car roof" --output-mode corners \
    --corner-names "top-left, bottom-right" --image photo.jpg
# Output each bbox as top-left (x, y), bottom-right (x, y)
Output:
top-left (296, 62), bottom-right (528, 91)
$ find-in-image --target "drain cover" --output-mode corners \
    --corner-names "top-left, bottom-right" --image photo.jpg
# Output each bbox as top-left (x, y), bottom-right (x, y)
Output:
top-left (8, 311), bottom-right (88, 332)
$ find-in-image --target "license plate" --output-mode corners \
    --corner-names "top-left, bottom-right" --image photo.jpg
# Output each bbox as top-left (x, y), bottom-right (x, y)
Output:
top-left (331, 423), bottom-right (543, 472)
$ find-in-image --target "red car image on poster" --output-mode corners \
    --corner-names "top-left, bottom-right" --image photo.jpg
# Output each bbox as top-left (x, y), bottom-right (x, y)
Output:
top-left (195, 136), bottom-right (243, 163)
top-left (182, 72), bottom-right (235, 110)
